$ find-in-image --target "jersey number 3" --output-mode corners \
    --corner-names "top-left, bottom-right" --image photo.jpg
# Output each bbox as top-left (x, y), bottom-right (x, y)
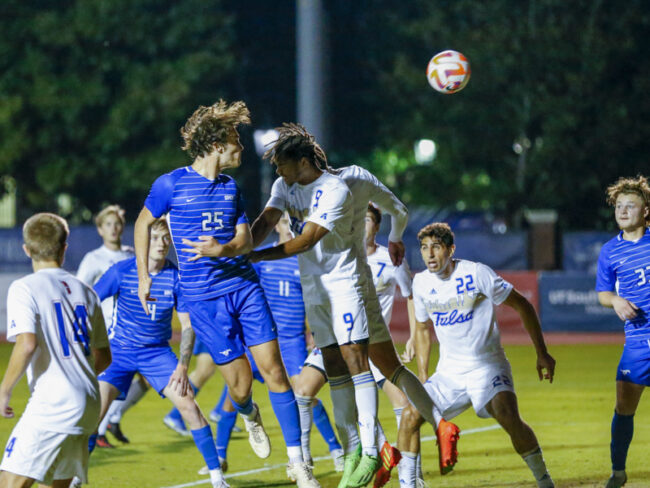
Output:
top-left (54, 302), bottom-right (91, 358)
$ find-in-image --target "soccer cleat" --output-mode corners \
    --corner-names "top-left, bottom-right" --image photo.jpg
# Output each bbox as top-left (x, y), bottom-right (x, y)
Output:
top-left (537, 473), bottom-right (555, 488)
top-left (605, 472), bottom-right (627, 488)
top-left (95, 434), bottom-right (115, 448)
top-left (373, 441), bottom-right (402, 488)
top-left (242, 403), bottom-right (271, 459)
top-left (212, 478), bottom-right (230, 488)
top-left (163, 414), bottom-right (190, 437)
top-left (338, 444), bottom-right (362, 488)
top-left (331, 448), bottom-right (345, 472)
top-left (415, 478), bottom-right (430, 488)
top-left (347, 453), bottom-right (380, 488)
top-left (232, 424), bottom-right (242, 433)
top-left (69, 476), bottom-right (83, 488)
top-left (209, 408), bottom-right (221, 423)
top-left (286, 462), bottom-right (321, 487)
top-left (107, 422), bottom-right (130, 443)
top-left (436, 419), bottom-right (460, 475)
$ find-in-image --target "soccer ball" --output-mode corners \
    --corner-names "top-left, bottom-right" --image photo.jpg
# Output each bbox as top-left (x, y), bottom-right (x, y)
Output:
top-left (426, 50), bottom-right (471, 94)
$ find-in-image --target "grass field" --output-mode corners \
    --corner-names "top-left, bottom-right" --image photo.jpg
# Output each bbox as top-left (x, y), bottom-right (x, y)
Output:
top-left (1, 342), bottom-right (650, 488)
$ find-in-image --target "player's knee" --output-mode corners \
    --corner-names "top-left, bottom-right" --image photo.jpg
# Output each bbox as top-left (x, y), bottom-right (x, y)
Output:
top-left (401, 405), bottom-right (423, 432)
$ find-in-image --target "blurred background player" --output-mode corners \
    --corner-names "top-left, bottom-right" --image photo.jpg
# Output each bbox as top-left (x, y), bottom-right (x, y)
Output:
top-left (93, 218), bottom-right (228, 488)
top-left (135, 100), bottom-right (318, 487)
top-left (76, 204), bottom-right (144, 447)
top-left (397, 222), bottom-right (555, 488)
top-left (0, 213), bottom-right (111, 488)
top-left (596, 175), bottom-right (650, 488)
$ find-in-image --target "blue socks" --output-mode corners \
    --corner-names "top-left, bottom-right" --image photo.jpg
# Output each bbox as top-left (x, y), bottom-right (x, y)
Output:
top-left (611, 411), bottom-right (634, 471)
top-left (231, 393), bottom-right (255, 417)
top-left (269, 390), bottom-right (302, 448)
top-left (216, 410), bottom-right (238, 460)
top-left (191, 425), bottom-right (220, 470)
top-left (313, 399), bottom-right (342, 451)
top-left (88, 433), bottom-right (97, 453)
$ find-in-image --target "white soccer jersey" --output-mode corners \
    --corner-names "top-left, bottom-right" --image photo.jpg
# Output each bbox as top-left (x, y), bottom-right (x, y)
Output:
top-left (266, 172), bottom-right (362, 301)
top-left (367, 245), bottom-right (412, 324)
top-left (413, 259), bottom-right (513, 370)
top-left (338, 165), bottom-right (409, 247)
top-left (6, 268), bottom-right (108, 434)
top-left (76, 245), bottom-right (133, 327)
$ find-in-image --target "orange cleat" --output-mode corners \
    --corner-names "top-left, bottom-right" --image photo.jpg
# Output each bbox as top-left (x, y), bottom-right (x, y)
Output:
top-left (436, 419), bottom-right (460, 475)
top-left (373, 441), bottom-right (402, 488)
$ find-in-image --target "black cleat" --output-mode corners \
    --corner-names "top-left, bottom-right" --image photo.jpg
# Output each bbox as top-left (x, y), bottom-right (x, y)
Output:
top-left (107, 422), bottom-right (130, 443)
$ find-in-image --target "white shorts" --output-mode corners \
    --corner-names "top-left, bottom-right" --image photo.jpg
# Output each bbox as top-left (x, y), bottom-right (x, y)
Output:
top-left (304, 348), bottom-right (387, 385)
top-left (423, 359), bottom-right (515, 419)
top-left (0, 417), bottom-right (89, 484)
top-left (306, 278), bottom-right (391, 349)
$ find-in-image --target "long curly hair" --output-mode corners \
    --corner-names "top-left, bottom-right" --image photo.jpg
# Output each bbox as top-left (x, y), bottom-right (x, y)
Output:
top-left (181, 99), bottom-right (250, 159)
top-left (263, 123), bottom-right (336, 172)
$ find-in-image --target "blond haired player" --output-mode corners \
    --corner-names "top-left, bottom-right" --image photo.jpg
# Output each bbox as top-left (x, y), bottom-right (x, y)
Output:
top-left (0, 213), bottom-right (111, 487)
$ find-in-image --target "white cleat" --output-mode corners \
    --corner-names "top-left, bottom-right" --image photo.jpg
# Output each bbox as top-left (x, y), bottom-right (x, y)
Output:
top-left (416, 478), bottom-right (431, 488)
top-left (69, 477), bottom-right (83, 488)
top-left (243, 403), bottom-right (271, 459)
top-left (211, 478), bottom-right (230, 488)
top-left (199, 458), bottom-right (228, 475)
top-left (330, 448), bottom-right (345, 472)
top-left (286, 462), bottom-right (321, 487)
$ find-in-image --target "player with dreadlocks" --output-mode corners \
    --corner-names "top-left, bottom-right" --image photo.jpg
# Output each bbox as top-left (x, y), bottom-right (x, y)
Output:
top-left (249, 123), bottom-right (457, 488)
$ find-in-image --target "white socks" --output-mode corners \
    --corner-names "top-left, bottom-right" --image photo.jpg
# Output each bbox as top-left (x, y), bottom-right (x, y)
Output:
top-left (391, 366), bottom-right (437, 427)
top-left (295, 394), bottom-right (314, 461)
top-left (352, 371), bottom-right (378, 456)
top-left (522, 447), bottom-right (553, 487)
top-left (329, 374), bottom-right (360, 453)
top-left (397, 451), bottom-right (417, 488)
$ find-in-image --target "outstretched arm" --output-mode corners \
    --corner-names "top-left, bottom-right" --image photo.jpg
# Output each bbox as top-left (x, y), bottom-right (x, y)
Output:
top-left (251, 207), bottom-right (284, 248)
top-left (0, 333), bottom-right (37, 418)
top-left (182, 223), bottom-right (253, 261)
top-left (598, 291), bottom-right (639, 322)
top-left (249, 221), bottom-right (329, 262)
top-left (503, 289), bottom-right (555, 383)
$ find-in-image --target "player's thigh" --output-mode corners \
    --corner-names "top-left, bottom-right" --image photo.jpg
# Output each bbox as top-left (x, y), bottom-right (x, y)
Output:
top-left (0, 471), bottom-right (34, 488)
top-left (305, 302), bottom-right (337, 349)
top-left (616, 381), bottom-right (645, 415)
top-left (137, 346), bottom-right (182, 396)
top-left (98, 381), bottom-right (124, 419)
top-left (359, 269), bottom-right (392, 345)
top-left (248, 338), bottom-right (289, 383)
top-left (330, 292), bottom-right (371, 346)
top-left (97, 348), bottom-right (138, 410)
top-left (234, 283), bottom-right (279, 348)
top-left (279, 335), bottom-right (309, 378)
top-left (217, 354), bottom-right (253, 400)
top-left (465, 359), bottom-right (516, 419)
top-left (423, 369), bottom-right (472, 421)
top-left (0, 421), bottom-right (87, 486)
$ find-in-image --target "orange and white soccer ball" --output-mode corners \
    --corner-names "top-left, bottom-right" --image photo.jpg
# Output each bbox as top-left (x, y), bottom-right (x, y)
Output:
top-left (426, 50), bottom-right (471, 94)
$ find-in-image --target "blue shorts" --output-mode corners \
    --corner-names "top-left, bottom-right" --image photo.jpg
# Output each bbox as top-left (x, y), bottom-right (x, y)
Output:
top-left (278, 335), bottom-right (308, 377)
top-left (192, 336), bottom-right (211, 356)
top-left (616, 339), bottom-right (650, 386)
top-left (98, 345), bottom-right (177, 396)
top-left (185, 282), bottom-right (278, 365)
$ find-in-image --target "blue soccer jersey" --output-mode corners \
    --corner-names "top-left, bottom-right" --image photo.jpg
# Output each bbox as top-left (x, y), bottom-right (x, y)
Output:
top-left (94, 257), bottom-right (186, 347)
top-left (254, 255), bottom-right (305, 338)
top-left (596, 227), bottom-right (650, 341)
top-left (144, 167), bottom-right (258, 301)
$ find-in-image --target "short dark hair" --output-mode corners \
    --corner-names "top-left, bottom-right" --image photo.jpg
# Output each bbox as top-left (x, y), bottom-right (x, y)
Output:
top-left (263, 123), bottom-right (329, 170)
top-left (417, 222), bottom-right (454, 248)
top-left (181, 99), bottom-right (250, 159)
top-left (367, 203), bottom-right (382, 226)
top-left (23, 213), bottom-right (69, 261)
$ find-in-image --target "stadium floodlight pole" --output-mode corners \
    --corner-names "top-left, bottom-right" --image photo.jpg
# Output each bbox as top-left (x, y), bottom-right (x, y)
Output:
top-left (254, 129), bottom-right (279, 205)
top-left (296, 0), bottom-right (329, 150)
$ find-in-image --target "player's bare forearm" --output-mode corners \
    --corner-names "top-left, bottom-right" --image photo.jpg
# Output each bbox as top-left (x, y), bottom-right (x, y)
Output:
top-left (178, 313), bottom-right (195, 368)
top-left (0, 333), bottom-right (37, 398)
top-left (135, 207), bottom-right (156, 281)
top-left (598, 291), bottom-right (639, 321)
top-left (401, 297), bottom-right (417, 363)
top-left (251, 207), bottom-right (283, 248)
top-left (93, 346), bottom-right (112, 374)
top-left (414, 322), bottom-right (431, 383)
top-left (250, 221), bottom-right (328, 262)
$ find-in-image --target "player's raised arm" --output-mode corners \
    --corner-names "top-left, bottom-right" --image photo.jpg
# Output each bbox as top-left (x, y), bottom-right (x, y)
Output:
top-left (251, 207), bottom-right (284, 248)
top-left (135, 206), bottom-right (157, 313)
top-left (503, 288), bottom-right (556, 383)
top-left (250, 221), bottom-right (329, 262)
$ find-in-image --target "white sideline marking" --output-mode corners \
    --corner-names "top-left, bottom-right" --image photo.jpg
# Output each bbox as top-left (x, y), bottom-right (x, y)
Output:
top-left (159, 424), bottom-right (500, 488)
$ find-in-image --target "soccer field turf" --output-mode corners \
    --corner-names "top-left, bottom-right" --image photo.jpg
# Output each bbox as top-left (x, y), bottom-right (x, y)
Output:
top-left (1, 342), bottom-right (649, 488)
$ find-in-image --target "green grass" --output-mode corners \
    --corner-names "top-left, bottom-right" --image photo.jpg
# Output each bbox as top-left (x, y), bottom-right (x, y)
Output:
top-left (1, 343), bottom-right (650, 487)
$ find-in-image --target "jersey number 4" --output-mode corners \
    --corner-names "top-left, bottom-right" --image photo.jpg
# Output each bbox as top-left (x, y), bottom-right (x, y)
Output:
top-left (54, 302), bottom-right (91, 358)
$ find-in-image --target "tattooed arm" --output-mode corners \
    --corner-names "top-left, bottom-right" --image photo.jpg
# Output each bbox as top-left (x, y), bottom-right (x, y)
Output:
top-left (167, 312), bottom-right (195, 397)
